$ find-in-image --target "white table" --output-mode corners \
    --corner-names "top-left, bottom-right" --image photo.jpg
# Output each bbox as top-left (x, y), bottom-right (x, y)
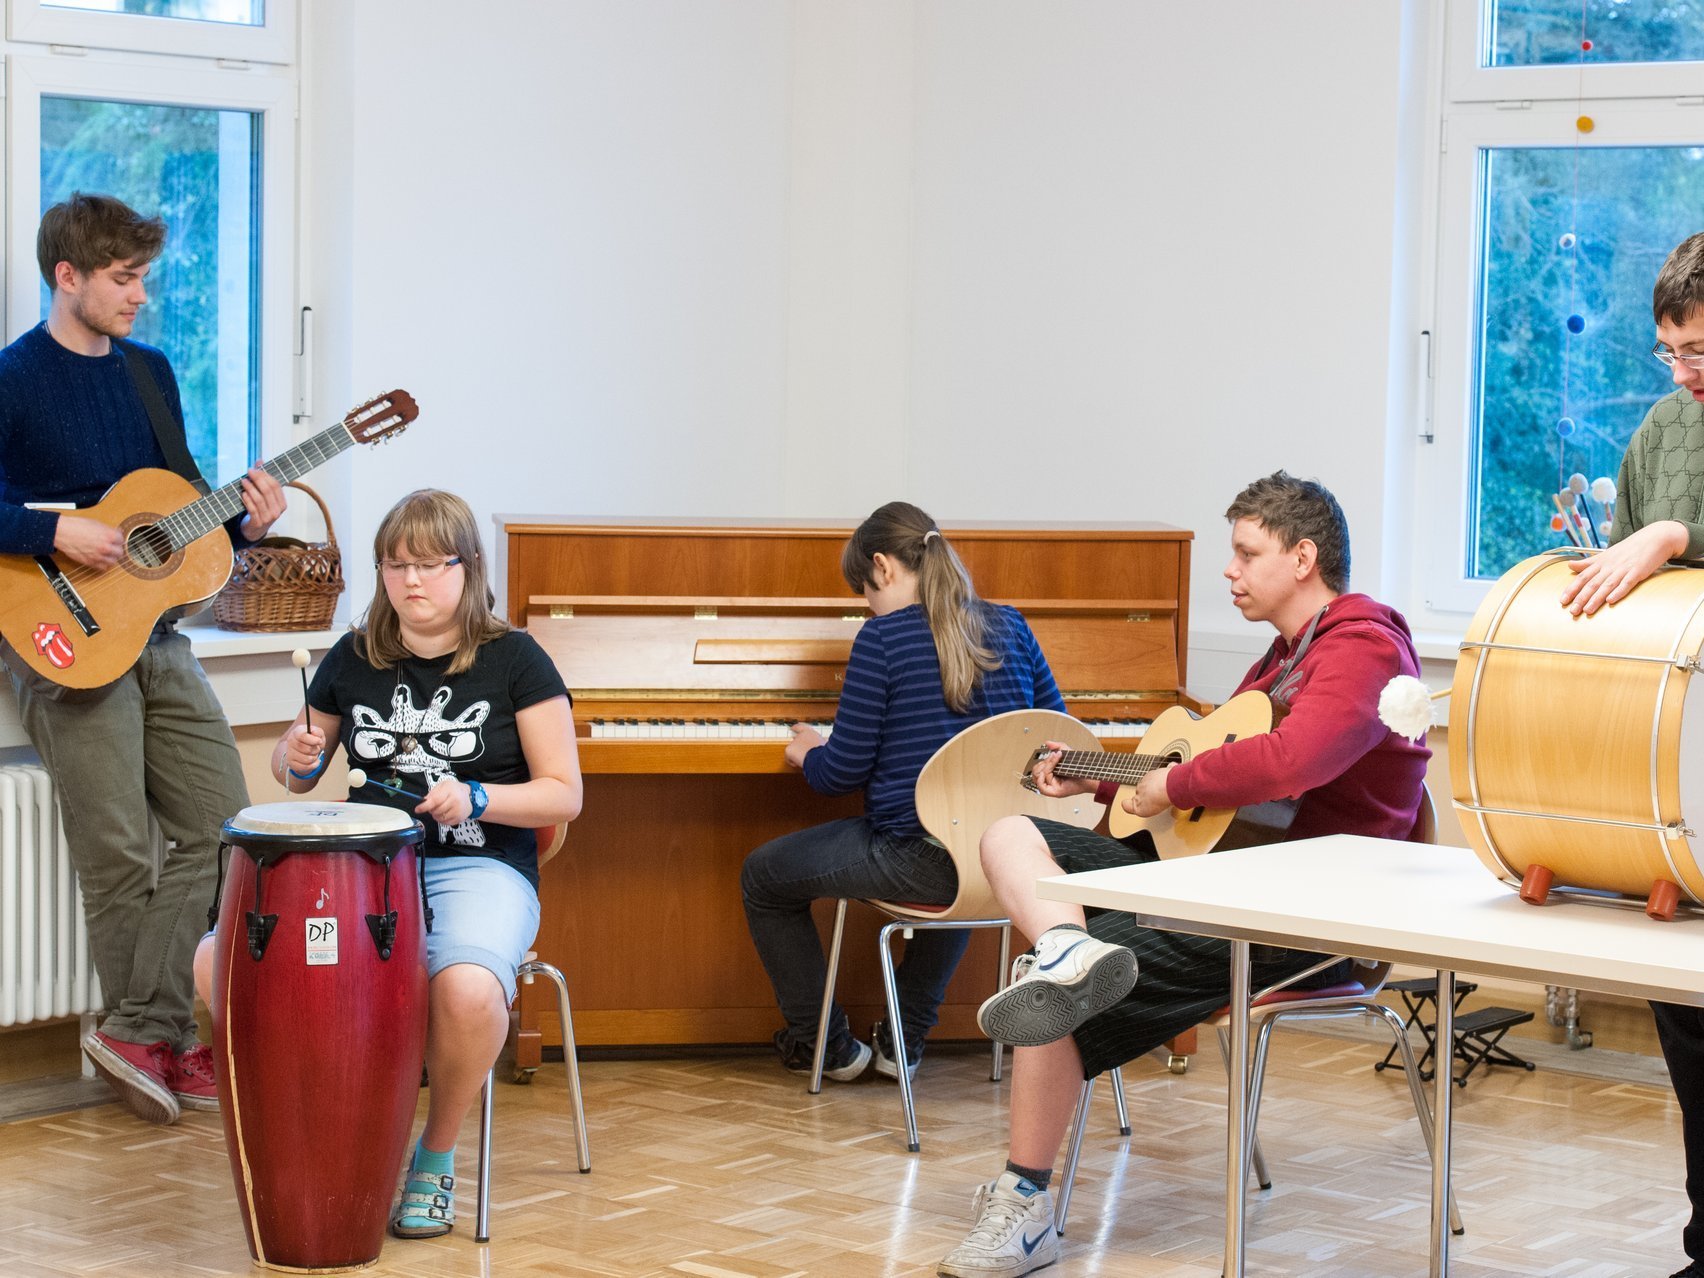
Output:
top-left (1037, 835), bottom-right (1704, 1277)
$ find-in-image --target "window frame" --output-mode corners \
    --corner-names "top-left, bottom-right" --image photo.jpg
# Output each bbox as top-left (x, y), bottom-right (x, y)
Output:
top-left (4, 53), bottom-right (298, 476)
top-left (8, 0), bottom-right (295, 66)
top-left (1414, 0), bottom-right (1704, 629)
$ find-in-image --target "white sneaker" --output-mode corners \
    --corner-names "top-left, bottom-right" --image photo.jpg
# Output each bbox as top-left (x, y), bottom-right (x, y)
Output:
top-left (871, 1020), bottom-right (920, 1083)
top-left (939, 1170), bottom-right (1059, 1277)
top-left (975, 927), bottom-right (1136, 1046)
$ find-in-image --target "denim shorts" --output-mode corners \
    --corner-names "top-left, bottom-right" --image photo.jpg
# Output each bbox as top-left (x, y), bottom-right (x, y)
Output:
top-left (422, 854), bottom-right (541, 1005)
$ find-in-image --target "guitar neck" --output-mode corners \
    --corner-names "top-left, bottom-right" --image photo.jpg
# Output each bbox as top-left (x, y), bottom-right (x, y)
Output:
top-left (1050, 749), bottom-right (1166, 787)
top-left (156, 421), bottom-right (353, 549)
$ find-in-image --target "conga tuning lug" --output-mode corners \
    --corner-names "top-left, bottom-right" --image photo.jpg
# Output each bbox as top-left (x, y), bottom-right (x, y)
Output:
top-left (246, 911), bottom-right (279, 960)
top-left (366, 910), bottom-right (399, 959)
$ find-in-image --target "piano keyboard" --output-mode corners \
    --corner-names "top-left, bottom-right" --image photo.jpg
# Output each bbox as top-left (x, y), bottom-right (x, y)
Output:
top-left (1082, 719), bottom-right (1149, 738)
top-left (588, 718), bottom-right (836, 740)
top-left (587, 717), bottom-right (1148, 740)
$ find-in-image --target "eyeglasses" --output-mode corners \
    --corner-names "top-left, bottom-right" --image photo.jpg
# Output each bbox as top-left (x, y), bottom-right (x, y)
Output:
top-left (377, 556), bottom-right (462, 579)
top-left (1652, 342), bottom-right (1704, 371)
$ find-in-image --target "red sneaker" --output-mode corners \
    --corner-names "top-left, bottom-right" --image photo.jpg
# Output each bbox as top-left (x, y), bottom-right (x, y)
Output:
top-left (81, 1031), bottom-right (180, 1125)
top-left (171, 1043), bottom-right (220, 1111)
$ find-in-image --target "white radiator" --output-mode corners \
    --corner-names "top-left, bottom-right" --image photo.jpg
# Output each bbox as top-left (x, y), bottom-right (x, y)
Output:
top-left (0, 765), bottom-right (101, 1027)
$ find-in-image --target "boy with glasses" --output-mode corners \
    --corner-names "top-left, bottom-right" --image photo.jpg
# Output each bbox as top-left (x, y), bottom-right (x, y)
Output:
top-left (1561, 231), bottom-right (1704, 1278)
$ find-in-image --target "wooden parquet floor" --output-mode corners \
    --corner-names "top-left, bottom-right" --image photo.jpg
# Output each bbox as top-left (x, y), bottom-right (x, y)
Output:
top-left (0, 1031), bottom-right (1691, 1277)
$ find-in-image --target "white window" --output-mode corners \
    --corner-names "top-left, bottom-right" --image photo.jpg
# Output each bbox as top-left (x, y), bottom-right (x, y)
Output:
top-left (1416, 0), bottom-right (1704, 620)
top-left (9, 0), bottom-right (294, 64)
top-left (5, 56), bottom-right (296, 487)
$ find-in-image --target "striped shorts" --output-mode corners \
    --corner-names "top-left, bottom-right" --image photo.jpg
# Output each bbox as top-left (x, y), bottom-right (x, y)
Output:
top-left (1031, 819), bottom-right (1345, 1079)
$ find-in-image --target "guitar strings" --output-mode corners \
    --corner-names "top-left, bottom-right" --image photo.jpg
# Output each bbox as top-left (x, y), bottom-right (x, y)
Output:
top-left (41, 407), bottom-right (387, 604)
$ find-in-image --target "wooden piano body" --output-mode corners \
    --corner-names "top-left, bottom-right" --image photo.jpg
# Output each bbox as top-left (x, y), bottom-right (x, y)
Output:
top-left (496, 515), bottom-right (1203, 1059)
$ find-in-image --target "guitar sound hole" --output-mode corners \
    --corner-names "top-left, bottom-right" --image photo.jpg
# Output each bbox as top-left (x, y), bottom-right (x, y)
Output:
top-left (128, 525), bottom-right (173, 569)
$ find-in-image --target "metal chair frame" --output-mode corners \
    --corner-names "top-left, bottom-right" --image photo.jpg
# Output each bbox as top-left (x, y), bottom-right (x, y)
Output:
top-left (473, 957), bottom-right (592, 1243)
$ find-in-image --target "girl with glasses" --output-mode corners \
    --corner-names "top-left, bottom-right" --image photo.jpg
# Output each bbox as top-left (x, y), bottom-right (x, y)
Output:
top-left (199, 488), bottom-right (582, 1242)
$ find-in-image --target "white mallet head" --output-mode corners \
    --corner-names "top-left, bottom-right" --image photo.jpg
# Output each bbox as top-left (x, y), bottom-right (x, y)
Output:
top-left (346, 767), bottom-right (367, 789)
top-left (291, 648), bottom-right (311, 669)
top-left (1377, 675), bottom-right (1434, 741)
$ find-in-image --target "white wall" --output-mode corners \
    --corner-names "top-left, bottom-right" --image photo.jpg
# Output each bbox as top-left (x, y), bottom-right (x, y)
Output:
top-left (302, 0), bottom-right (1412, 664)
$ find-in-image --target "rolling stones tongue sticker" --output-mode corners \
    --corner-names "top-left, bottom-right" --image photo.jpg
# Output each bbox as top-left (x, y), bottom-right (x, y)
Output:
top-left (32, 622), bottom-right (74, 669)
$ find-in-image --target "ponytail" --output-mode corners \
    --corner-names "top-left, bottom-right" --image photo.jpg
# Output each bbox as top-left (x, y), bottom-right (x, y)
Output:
top-left (842, 502), bottom-right (1001, 713)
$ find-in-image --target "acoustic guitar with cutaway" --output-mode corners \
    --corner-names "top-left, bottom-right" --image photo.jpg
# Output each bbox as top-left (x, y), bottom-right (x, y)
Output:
top-left (0, 390), bottom-right (416, 690)
top-left (1017, 690), bottom-right (1297, 858)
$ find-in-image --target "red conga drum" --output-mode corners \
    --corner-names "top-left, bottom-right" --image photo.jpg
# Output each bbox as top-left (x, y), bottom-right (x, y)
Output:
top-left (212, 801), bottom-right (428, 1272)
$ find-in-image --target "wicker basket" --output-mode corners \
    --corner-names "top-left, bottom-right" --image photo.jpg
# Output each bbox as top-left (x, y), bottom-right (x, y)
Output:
top-left (212, 481), bottom-right (346, 632)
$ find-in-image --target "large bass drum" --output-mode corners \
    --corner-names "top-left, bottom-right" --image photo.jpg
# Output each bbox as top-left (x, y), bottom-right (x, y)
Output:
top-left (1450, 551), bottom-right (1704, 919)
top-left (212, 800), bottom-right (428, 1272)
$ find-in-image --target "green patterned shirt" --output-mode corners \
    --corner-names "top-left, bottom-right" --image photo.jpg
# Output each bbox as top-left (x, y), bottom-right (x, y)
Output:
top-left (1610, 387), bottom-right (1704, 560)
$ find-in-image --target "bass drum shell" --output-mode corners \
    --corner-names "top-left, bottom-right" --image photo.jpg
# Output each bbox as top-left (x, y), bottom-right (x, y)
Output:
top-left (213, 802), bottom-right (427, 1273)
top-left (1450, 552), bottom-right (1704, 907)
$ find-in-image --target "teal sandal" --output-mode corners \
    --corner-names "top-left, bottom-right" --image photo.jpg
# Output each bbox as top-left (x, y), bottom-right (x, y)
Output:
top-left (390, 1169), bottom-right (455, 1239)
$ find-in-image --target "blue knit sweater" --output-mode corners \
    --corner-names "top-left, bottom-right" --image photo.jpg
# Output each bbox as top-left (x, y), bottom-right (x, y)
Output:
top-left (0, 322), bottom-right (237, 555)
top-left (802, 602), bottom-right (1066, 838)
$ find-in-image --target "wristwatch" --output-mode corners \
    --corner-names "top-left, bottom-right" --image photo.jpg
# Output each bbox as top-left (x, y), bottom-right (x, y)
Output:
top-left (466, 780), bottom-right (489, 820)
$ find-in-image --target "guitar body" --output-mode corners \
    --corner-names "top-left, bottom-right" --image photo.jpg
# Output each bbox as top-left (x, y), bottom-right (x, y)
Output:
top-left (1102, 690), bottom-right (1282, 857)
top-left (0, 469), bottom-right (232, 690)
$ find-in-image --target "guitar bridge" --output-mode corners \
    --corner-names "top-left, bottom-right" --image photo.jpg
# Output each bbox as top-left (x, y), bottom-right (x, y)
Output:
top-left (33, 556), bottom-right (101, 636)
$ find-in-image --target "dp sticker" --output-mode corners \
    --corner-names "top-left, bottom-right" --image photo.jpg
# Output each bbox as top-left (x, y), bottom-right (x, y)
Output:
top-left (306, 916), bottom-right (339, 965)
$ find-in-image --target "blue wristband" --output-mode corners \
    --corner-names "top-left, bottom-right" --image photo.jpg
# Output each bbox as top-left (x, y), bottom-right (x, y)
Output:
top-left (288, 754), bottom-right (326, 781)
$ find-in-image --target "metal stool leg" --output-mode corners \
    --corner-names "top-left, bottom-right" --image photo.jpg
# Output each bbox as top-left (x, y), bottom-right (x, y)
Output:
top-left (475, 1067), bottom-right (494, 1243)
top-left (1108, 1065), bottom-right (1130, 1137)
top-left (1055, 1074), bottom-right (1097, 1235)
top-left (1371, 1003), bottom-right (1463, 1235)
top-left (878, 919), bottom-right (920, 1151)
top-left (522, 959), bottom-right (592, 1173)
top-left (1215, 1024), bottom-right (1273, 1191)
top-left (810, 898), bottom-right (849, 1094)
top-left (991, 923), bottom-right (1012, 1082)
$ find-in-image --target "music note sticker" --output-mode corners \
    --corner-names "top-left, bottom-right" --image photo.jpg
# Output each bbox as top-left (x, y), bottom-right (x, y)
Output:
top-left (306, 916), bottom-right (339, 966)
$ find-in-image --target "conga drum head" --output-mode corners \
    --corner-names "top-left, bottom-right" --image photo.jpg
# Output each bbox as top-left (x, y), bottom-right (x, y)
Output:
top-left (224, 800), bottom-right (421, 863)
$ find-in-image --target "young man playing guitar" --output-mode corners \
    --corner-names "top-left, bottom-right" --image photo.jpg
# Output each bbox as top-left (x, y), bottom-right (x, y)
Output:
top-left (939, 472), bottom-right (1429, 1278)
top-left (0, 194), bottom-right (285, 1125)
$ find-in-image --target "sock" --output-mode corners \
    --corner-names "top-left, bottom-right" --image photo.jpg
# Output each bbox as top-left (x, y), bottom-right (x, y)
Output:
top-left (1005, 1159), bottom-right (1052, 1190)
top-left (411, 1138), bottom-right (455, 1181)
top-left (1041, 922), bottom-right (1087, 939)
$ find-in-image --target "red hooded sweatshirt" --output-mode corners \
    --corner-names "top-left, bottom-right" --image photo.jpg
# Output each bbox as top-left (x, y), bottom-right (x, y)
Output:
top-left (1164, 593), bottom-right (1430, 843)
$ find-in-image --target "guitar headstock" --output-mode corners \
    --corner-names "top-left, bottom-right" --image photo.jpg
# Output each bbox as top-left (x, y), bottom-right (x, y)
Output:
top-left (344, 390), bottom-right (418, 445)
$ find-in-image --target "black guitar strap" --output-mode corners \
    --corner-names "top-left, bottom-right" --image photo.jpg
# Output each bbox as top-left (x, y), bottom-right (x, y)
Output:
top-left (120, 341), bottom-right (209, 497)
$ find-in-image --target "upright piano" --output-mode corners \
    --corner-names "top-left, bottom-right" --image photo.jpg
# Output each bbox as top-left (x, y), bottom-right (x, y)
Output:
top-left (495, 516), bottom-right (1203, 1059)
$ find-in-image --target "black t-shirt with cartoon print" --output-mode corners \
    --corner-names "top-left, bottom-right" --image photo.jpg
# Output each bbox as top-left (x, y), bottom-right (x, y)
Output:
top-left (309, 629), bottom-right (571, 891)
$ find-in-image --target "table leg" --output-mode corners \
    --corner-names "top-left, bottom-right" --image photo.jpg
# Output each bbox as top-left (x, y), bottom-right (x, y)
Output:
top-left (1224, 939), bottom-right (1250, 1277)
top-left (1431, 968), bottom-right (1455, 1277)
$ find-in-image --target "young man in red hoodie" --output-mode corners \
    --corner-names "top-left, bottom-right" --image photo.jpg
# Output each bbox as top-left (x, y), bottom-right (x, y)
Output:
top-left (939, 471), bottom-right (1430, 1278)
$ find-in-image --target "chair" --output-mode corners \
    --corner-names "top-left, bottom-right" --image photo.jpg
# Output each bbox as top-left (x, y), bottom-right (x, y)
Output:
top-left (809, 709), bottom-right (1118, 1151)
top-left (472, 825), bottom-right (592, 1243)
top-left (1056, 785), bottom-right (1464, 1239)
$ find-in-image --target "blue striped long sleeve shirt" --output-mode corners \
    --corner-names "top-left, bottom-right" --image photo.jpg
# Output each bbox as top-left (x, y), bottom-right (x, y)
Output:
top-left (802, 602), bottom-right (1066, 837)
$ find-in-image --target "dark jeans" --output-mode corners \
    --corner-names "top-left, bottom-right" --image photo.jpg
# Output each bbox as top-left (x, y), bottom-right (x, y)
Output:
top-left (1653, 1000), bottom-right (1704, 1262)
top-left (741, 816), bottom-right (967, 1055)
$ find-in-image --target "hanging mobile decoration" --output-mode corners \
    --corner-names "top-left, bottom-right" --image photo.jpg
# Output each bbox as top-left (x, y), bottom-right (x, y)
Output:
top-left (1542, 4), bottom-right (1617, 554)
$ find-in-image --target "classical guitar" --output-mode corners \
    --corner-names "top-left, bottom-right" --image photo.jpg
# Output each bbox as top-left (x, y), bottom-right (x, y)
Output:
top-left (1017, 689), bottom-right (1297, 858)
top-left (0, 391), bottom-right (416, 690)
